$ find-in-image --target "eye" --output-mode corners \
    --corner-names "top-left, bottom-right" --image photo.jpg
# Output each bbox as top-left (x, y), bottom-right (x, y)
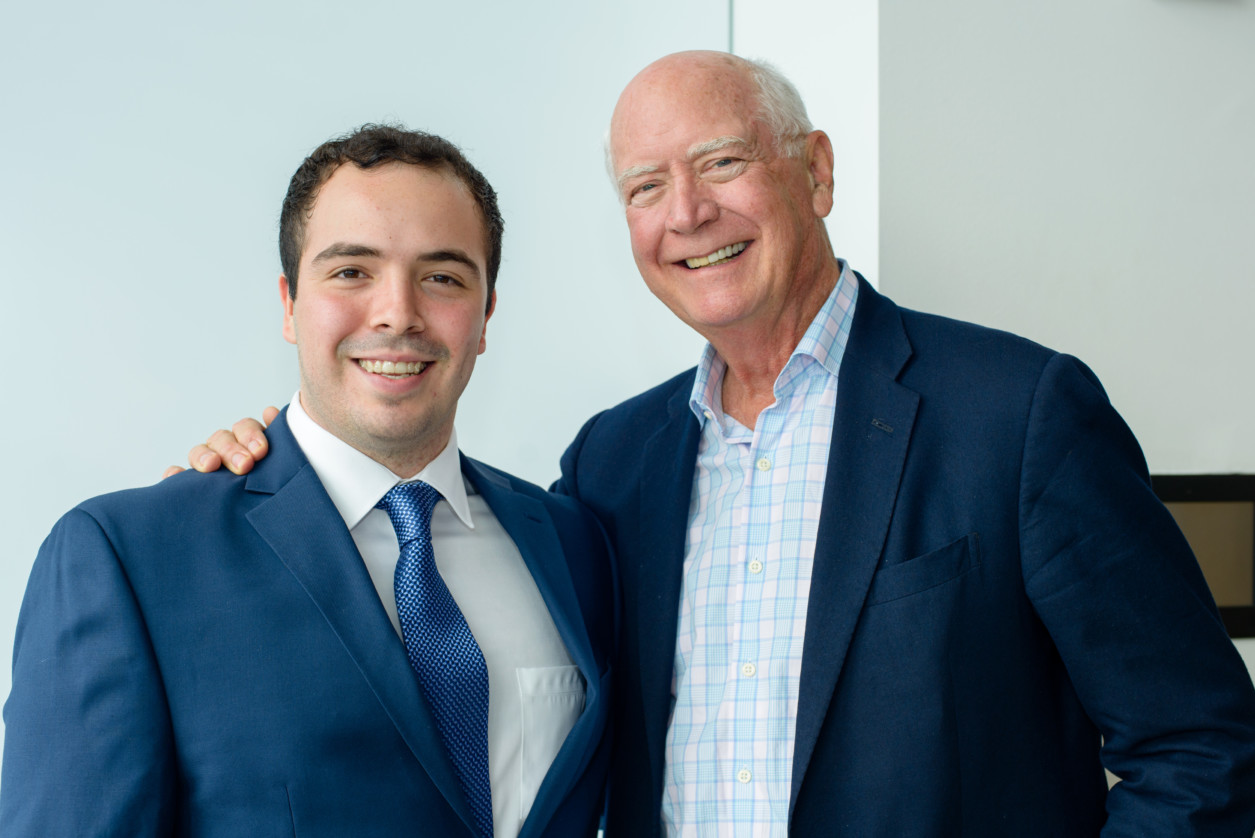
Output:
top-left (332, 267), bottom-right (365, 280)
top-left (628, 182), bottom-right (657, 200)
top-left (426, 273), bottom-right (463, 287)
top-left (628, 181), bottom-right (663, 206)
top-left (707, 156), bottom-right (745, 172)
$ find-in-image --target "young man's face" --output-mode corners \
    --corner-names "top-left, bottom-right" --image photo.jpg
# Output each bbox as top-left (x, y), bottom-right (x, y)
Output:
top-left (282, 162), bottom-right (494, 475)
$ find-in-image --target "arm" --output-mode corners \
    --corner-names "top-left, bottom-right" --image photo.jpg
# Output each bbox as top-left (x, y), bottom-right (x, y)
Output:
top-left (1, 510), bottom-right (177, 835)
top-left (1020, 354), bottom-right (1255, 836)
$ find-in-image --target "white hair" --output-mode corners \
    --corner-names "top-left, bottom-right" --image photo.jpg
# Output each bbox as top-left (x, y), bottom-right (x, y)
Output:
top-left (604, 53), bottom-right (814, 193)
top-left (744, 56), bottom-right (812, 159)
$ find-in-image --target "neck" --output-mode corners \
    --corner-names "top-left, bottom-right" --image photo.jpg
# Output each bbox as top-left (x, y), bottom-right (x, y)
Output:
top-left (710, 263), bottom-right (841, 428)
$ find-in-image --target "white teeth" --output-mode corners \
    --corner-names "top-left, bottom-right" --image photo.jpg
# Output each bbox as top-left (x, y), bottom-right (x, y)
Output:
top-left (358, 359), bottom-right (428, 376)
top-left (685, 241), bottom-right (747, 269)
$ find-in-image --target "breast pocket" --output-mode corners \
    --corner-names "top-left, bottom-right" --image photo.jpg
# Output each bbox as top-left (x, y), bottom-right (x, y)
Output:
top-left (517, 665), bottom-right (585, 821)
top-left (866, 533), bottom-right (980, 606)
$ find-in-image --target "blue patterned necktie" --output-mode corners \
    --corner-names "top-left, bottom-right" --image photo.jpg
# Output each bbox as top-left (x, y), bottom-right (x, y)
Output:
top-left (376, 481), bottom-right (493, 838)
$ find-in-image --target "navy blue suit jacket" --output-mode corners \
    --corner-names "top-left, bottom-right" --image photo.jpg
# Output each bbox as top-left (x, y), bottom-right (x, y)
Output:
top-left (557, 278), bottom-right (1255, 836)
top-left (2, 412), bottom-right (615, 837)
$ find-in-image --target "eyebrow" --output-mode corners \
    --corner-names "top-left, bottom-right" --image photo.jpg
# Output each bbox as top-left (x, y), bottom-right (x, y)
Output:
top-left (616, 164), bottom-right (658, 192)
top-left (615, 135), bottom-right (754, 192)
top-left (686, 135), bottom-right (752, 160)
top-left (310, 242), bottom-right (382, 265)
top-left (310, 243), bottom-right (482, 278)
top-left (421, 249), bottom-right (482, 278)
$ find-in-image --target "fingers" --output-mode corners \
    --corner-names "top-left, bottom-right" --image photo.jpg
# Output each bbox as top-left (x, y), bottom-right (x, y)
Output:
top-left (201, 428), bottom-right (257, 475)
top-left (181, 407), bottom-right (279, 477)
top-left (187, 443), bottom-right (227, 474)
top-left (231, 417), bottom-right (270, 465)
top-left (162, 465), bottom-right (186, 479)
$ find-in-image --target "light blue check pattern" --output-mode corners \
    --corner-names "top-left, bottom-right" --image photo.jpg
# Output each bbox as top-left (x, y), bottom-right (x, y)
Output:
top-left (377, 481), bottom-right (493, 838)
top-left (661, 268), bottom-right (858, 837)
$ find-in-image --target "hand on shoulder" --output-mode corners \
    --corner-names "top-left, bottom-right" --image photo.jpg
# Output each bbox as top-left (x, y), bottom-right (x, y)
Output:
top-left (162, 406), bottom-right (279, 478)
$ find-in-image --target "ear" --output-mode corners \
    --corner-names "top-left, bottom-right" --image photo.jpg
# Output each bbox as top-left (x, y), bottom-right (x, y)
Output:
top-left (804, 130), bottom-right (836, 219)
top-left (280, 274), bottom-right (297, 345)
top-left (478, 290), bottom-right (496, 355)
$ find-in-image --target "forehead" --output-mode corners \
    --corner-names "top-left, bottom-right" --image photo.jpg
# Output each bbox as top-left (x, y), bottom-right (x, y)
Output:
top-left (303, 163), bottom-right (486, 260)
top-left (610, 61), bottom-right (762, 172)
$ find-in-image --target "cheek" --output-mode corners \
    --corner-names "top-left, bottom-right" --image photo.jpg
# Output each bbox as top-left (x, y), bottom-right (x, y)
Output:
top-left (296, 297), bottom-right (360, 353)
top-left (626, 213), bottom-right (661, 262)
top-left (432, 309), bottom-right (488, 356)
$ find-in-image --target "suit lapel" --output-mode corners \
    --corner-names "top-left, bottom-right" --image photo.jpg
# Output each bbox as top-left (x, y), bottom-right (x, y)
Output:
top-left (461, 457), bottom-right (602, 838)
top-left (636, 383), bottom-right (702, 800)
top-left (789, 280), bottom-right (919, 817)
top-left (245, 415), bottom-right (477, 834)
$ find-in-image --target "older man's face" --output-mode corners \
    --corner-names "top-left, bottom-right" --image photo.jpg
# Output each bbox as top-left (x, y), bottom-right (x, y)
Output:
top-left (609, 53), bottom-right (834, 343)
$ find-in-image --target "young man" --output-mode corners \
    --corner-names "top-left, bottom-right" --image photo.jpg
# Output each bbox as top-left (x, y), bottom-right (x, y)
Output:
top-left (2, 125), bottom-right (614, 838)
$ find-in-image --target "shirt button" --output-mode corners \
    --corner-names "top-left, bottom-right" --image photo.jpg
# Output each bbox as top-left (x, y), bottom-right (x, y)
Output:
top-left (756, 457), bottom-right (771, 472)
top-left (741, 662), bottom-right (757, 677)
top-left (737, 768), bottom-right (752, 784)
top-left (703, 410), bottom-right (713, 420)
top-left (748, 559), bottom-right (764, 574)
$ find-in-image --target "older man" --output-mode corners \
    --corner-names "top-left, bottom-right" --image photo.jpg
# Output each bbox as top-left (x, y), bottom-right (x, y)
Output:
top-left (186, 53), bottom-right (1255, 836)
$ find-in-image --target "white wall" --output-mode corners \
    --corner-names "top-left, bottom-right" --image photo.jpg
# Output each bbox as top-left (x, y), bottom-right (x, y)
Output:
top-left (0, 0), bottom-right (726, 767)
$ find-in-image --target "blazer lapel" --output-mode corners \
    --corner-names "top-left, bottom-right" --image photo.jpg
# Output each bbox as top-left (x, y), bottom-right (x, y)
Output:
top-left (636, 383), bottom-right (702, 799)
top-left (461, 457), bottom-right (603, 838)
top-left (244, 415), bottom-right (477, 834)
top-left (789, 280), bottom-right (919, 817)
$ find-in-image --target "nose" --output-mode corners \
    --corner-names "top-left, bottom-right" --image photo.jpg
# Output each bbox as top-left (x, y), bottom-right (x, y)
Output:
top-left (665, 176), bottom-right (718, 234)
top-left (369, 274), bottom-right (424, 333)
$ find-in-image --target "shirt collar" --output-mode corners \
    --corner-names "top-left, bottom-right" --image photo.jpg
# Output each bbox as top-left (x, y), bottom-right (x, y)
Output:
top-left (285, 392), bottom-right (475, 532)
top-left (689, 260), bottom-right (860, 426)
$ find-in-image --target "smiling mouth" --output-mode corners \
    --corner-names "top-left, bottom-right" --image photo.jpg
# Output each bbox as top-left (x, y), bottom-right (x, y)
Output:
top-left (358, 359), bottom-right (430, 379)
top-left (684, 241), bottom-right (748, 270)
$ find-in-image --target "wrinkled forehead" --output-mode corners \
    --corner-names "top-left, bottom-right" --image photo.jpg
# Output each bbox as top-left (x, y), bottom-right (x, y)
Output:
top-left (610, 64), bottom-right (762, 173)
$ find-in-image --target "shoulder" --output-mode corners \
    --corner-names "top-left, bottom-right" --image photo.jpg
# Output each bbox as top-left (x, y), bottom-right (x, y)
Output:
top-left (885, 294), bottom-right (1058, 381)
top-left (461, 455), bottom-right (604, 535)
top-left (852, 284), bottom-right (1071, 411)
top-left (72, 468), bottom-right (244, 538)
top-left (570, 366), bottom-right (697, 452)
top-left (68, 420), bottom-right (307, 551)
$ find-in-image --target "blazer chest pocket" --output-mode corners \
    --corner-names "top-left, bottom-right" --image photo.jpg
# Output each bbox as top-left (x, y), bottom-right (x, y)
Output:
top-left (866, 533), bottom-right (980, 606)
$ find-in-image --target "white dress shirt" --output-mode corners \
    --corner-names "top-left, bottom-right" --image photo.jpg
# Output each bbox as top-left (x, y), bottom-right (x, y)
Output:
top-left (286, 395), bottom-right (584, 838)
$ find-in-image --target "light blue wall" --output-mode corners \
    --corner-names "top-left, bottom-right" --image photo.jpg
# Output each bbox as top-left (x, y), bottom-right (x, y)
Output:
top-left (0, 0), bottom-right (727, 765)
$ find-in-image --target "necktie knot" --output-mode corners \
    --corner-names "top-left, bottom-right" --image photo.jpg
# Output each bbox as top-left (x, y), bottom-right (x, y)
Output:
top-left (376, 481), bottom-right (443, 546)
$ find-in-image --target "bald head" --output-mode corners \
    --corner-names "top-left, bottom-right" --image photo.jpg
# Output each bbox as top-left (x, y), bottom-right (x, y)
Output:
top-left (608, 51), bottom-right (812, 185)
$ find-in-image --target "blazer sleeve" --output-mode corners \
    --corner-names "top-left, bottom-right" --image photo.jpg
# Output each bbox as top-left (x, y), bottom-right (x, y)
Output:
top-left (1019, 354), bottom-right (1255, 836)
top-left (1, 508), bottom-right (177, 836)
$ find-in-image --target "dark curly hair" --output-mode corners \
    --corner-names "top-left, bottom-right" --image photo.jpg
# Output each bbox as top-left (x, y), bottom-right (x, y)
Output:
top-left (279, 124), bottom-right (503, 310)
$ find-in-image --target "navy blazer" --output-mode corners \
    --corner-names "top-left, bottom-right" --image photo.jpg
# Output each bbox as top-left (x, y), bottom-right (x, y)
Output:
top-left (557, 278), bottom-right (1255, 836)
top-left (2, 412), bottom-right (615, 837)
